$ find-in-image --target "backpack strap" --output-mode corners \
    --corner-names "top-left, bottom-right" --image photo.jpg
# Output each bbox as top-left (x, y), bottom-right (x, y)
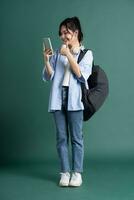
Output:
top-left (77, 49), bottom-right (88, 64)
top-left (77, 49), bottom-right (94, 66)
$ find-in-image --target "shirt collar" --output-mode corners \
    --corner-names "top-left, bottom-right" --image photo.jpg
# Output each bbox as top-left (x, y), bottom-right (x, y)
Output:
top-left (72, 45), bottom-right (85, 55)
top-left (80, 45), bottom-right (85, 51)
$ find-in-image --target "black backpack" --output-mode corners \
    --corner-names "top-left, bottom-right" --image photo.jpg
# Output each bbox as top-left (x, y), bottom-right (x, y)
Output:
top-left (77, 49), bottom-right (109, 121)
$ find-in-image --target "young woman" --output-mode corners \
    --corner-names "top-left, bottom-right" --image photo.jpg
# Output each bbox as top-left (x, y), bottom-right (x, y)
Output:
top-left (42, 16), bottom-right (93, 187)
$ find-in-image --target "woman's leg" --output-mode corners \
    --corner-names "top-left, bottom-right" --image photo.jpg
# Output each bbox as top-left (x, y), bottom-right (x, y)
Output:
top-left (53, 110), bottom-right (70, 172)
top-left (67, 110), bottom-right (84, 173)
top-left (52, 86), bottom-right (70, 173)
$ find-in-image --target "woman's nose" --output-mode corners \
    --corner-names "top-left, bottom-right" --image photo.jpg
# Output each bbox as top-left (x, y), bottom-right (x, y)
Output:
top-left (60, 34), bottom-right (65, 40)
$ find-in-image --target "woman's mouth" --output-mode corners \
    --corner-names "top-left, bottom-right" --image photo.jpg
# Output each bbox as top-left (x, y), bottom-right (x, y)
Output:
top-left (63, 40), bottom-right (67, 43)
top-left (63, 39), bottom-right (69, 43)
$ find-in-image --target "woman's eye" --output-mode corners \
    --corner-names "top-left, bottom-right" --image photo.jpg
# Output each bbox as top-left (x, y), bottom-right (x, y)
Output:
top-left (62, 32), bottom-right (67, 35)
top-left (60, 32), bottom-right (67, 37)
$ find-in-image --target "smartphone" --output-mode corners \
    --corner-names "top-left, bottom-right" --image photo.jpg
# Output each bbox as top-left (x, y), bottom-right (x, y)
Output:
top-left (43, 37), bottom-right (54, 55)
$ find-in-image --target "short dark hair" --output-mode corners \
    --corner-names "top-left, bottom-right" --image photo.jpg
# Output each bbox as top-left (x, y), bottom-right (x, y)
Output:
top-left (59, 16), bottom-right (83, 43)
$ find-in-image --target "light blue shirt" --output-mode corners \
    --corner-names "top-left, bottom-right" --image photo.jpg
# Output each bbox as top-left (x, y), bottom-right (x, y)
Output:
top-left (42, 47), bottom-right (93, 112)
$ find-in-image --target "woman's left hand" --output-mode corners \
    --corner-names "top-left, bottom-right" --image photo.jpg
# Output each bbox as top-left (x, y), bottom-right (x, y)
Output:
top-left (60, 44), bottom-right (70, 56)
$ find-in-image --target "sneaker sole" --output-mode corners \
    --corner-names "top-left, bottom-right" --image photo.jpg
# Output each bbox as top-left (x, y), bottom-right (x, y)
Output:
top-left (59, 183), bottom-right (69, 187)
top-left (69, 182), bottom-right (82, 187)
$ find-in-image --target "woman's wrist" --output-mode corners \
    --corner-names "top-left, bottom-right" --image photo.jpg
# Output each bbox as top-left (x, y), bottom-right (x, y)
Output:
top-left (44, 59), bottom-right (50, 65)
top-left (66, 50), bottom-right (73, 60)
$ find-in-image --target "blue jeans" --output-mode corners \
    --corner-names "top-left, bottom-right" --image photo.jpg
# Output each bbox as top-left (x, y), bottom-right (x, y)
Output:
top-left (53, 86), bottom-right (84, 173)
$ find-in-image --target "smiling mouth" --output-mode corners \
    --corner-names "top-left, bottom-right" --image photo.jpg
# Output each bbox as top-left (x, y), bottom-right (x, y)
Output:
top-left (63, 38), bottom-right (69, 42)
top-left (63, 41), bottom-right (67, 44)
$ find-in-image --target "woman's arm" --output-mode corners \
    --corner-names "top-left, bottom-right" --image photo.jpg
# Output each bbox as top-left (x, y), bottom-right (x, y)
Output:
top-left (66, 51), bottom-right (82, 78)
top-left (60, 45), bottom-right (82, 78)
top-left (60, 45), bottom-right (93, 83)
top-left (42, 49), bottom-right (55, 81)
top-left (43, 60), bottom-right (53, 78)
top-left (43, 49), bottom-right (53, 78)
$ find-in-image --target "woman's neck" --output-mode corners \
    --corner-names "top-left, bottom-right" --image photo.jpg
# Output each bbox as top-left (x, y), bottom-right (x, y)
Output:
top-left (68, 41), bottom-right (80, 49)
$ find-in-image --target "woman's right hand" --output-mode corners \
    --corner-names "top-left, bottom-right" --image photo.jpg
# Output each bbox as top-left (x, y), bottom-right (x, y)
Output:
top-left (43, 48), bottom-right (53, 63)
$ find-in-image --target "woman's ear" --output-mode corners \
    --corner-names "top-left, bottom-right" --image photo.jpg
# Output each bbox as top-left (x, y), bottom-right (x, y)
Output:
top-left (75, 30), bottom-right (78, 37)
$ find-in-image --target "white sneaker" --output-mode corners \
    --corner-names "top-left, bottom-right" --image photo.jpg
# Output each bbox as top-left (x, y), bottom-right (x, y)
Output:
top-left (59, 172), bottom-right (70, 186)
top-left (69, 172), bottom-right (82, 187)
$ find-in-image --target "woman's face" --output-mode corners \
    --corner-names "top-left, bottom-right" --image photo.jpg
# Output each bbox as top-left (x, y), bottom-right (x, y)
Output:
top-left (60, 25), bottom-right (78, 46)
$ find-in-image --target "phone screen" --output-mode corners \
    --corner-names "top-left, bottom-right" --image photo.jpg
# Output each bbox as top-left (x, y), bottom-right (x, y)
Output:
top-left (43, 37), bottom-right (54, 54)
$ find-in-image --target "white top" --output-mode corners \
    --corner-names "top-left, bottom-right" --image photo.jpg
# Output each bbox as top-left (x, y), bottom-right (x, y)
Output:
top-left (62, 59), bottom-right (71, 86)
top-left (62, 45), bottom-right (85, 86)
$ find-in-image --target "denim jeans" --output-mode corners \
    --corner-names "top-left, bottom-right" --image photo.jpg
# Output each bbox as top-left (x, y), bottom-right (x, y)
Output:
top-left (53, 86), bottom-right (84, 173)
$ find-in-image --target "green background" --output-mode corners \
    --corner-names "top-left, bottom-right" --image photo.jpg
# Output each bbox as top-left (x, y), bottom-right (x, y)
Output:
top-left (0, 0), bottom-right (134, 199)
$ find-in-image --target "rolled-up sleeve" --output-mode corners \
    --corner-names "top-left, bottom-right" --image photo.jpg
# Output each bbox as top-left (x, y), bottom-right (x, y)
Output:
top-left (76, 50), bottom-right (93, 83)
top-left (42, 53), bottom-right (56, 82)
